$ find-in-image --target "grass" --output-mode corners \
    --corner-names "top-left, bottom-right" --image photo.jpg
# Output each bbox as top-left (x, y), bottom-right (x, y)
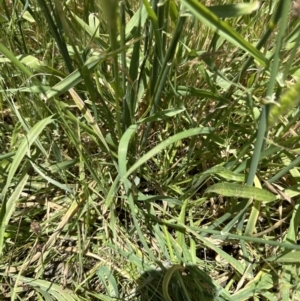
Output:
top-left (1, 0), bottom-right (300, 300)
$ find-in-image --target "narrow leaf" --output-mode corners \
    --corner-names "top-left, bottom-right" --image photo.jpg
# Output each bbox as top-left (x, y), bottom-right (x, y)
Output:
top-left (120, 127), bottom-right (214, 181)
top-left (205, 183), bottom-right (277, 202)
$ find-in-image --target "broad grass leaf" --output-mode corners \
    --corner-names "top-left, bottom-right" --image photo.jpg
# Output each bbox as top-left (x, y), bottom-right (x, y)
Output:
top-left (84, 293), bottom-right (116, 301)
top-left (118, 124), bottom-right (138, 180)
top-left (3, 174), bottom-right (29, 242)
top-left (96, 266), bottom-right (119, 298)
top-left (231, 269), bottom-right (275, 300)
top-left (186, 228), bottom-right (245, 275)
top-left (30, 161), bottom-right (73, 194)
top-left (71, 13), bottom-right (108, 49)
top-left (0, 42), bottom-right (33, 78)
top-left (0, 273), bottom-right (79, 300)
top-left (205, 183), bottom-right (277, 202)
top-left (34, 288), bottom-right (53, 301)
top-left (275, 251), bottom-right (300, 263)
top-left (1, 115), bottom-right (55, 198)
top-left (202, 166), bottom-right (245, 182)
top-left (22, 11), bottom-right (35, 23)
top-left (20, 55), bottom-right (65, 77)
top-left (179, 0), bottom-right (268, 67)
top-left (208, 2), bottom-right (260, 19)
top-left (244, 176), bottom-right (262, 236)
top-left (124, 4), bottom-right (148, 39)
top-left (177, 85), bottom-right (229, 103)
top-left (106, 242), bottom-right (154, 272)
top-left (119, 127), bottom-right (214, 181)
top-left (138, 108), bottom-right (186, 124)
top-left (45, 54), bottom-right (105, 100)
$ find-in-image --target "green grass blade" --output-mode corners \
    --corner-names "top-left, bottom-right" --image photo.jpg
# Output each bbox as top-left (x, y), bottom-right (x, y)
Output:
top-left (2, 174), bottom-right (29, 243)
top-left (275, 251), bottom-right (300, 263)
top-left (1, 273), bottom-right (80, 301)
top-left (205, 182), bottom-right (277, 203)
top-left (36, 0), bottom-right (74, 73)
top-left (247, 0), bottom-right (290, 186)
top-left (124, 4), bottom-right (148, 39)
top-left (71, 13), bottom-right (109, 49)
top-left (143, 0), bottom-right (163, 62)
top-left (100, 0), bottom-right (122, 138)
top-left (202, 166), bottom-right (245, 182)
top-left (208, 2), bottom-right (260, 19)
top-left (30, 161), bottom-right (73, 194)
top-left (120, 127), bottom-right (214, 181)
top-left (0, 115), bottom-right (55, 255)
top-left (1, 115), bottom-right (55, 201)
top-left (45, 54), bottom-right (104, 100)
top-left (123, 8), bottom-right (141, 129)
top-left (0, 42), bottom-right (33, 78)
top-left (179, 0), bottom-right (268, 67)
top-left (186, 225), bottom-right (300, 251)
top-left (142, 9), bottom-right (186, 144)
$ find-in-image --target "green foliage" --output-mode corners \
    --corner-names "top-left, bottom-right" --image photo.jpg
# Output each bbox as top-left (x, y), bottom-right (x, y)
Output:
top-left (1, 0), bottom-right (300, 300)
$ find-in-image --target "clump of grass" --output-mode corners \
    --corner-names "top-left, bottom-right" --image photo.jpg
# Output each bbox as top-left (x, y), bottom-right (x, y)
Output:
top-left (1, 0), bottom-right (300, 300)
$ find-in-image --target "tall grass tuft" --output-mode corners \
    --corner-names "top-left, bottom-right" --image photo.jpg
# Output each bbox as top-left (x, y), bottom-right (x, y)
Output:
top-left (1, 0), bottom-right (300, 300)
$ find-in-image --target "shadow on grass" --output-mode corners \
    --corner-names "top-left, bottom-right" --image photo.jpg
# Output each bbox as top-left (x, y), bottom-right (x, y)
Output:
top-left (130, 264), bottom-right (220, 301)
